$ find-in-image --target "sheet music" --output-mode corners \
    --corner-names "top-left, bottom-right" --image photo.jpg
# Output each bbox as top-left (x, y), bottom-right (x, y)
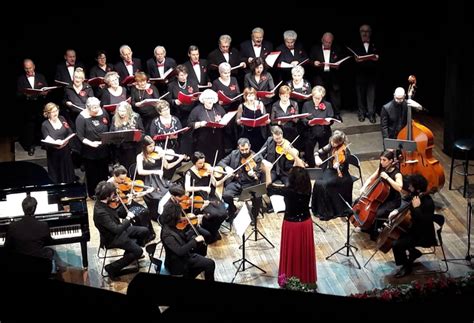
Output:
top-left (30, 191), bottom-right (59, 214)
top-left (269, 195), bottom-right (286, 213)
top-left (233, 203), bottom-right (252, 237)
top-left (0, 193), bottom-right (26, 218)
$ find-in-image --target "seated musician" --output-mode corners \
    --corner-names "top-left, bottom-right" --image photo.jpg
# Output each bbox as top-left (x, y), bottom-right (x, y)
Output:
top-left (137, 135), bottom-right (186, 220)
top-left (93, 181), bottom-right (149, 279)
top-left (218, 138), bottom-right (269, 224)
top-left (108, 165), bottom-right (156, 242)
top-left (360, 150), bottom-right (403, 240)
top-left (160, 184), bottom-right (215, 280)
top-left (311, 130), bottom-right (353, 221)
top-left (389, 174), bottom-right (436, 278)
top-left (4, 196), bottom-right (61, 271)
top-left (185, 152), bottom-right (228, 243)
top-left (261, 125), bottom-right (302, 188)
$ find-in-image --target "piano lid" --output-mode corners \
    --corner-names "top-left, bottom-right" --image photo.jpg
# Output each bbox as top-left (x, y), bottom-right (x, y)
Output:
top-left (0, 161), bottom-right (52, 190)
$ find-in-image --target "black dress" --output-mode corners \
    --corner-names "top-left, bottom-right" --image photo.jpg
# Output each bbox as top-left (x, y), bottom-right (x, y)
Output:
top-left (311, 146), bottom-right (353, 220)
top-left (240, 103), bottom-right (267, 151)
top-left (41, 117), bottom-right (75, 184)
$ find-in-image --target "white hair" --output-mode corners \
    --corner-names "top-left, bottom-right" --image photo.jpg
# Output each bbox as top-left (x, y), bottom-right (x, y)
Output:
top-left (85, 97), bottom-right (101, 110)
top-left (283, 30), bottom-right (297, 40)
top-left (199, 89), bottom-right (218, 104)
top-left (218, 62), bottom-right (231, 74)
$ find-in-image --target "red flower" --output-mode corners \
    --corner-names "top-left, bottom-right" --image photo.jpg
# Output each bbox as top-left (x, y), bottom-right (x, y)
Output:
top-left (146, 88), bottom-right (153, 95)
top-left (229, 85), bottom-right (236, 91)
top-left (289, 107), bottom-right (295, 114)
top-left (63, 122), bottom-right (70, 129)
top-left (102, 118), bottom-right (108, 125)
top-left (318, 103), bottom-right (326, 110)
top-left (79, 90), bottom-right (86, 97)
top-left (261, 75), bottom-right (267, 81)
top-left (187, 86), bottom-right (194, 93)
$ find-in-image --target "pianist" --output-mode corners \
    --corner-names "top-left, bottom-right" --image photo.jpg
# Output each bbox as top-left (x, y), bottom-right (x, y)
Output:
top-left (4, 196), bottom-right (55, 264)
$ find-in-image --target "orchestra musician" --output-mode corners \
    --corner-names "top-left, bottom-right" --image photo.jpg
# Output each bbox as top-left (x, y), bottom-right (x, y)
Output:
top-left (218, 138), bottom-right (269, 224)
top-left (108, 165), bottom-right (156, 242)
top-left (389, 174), bottom-right (436, 278)
top-left (93, 181), bottom-right (149, 279)
top-left (311, 130), bottom-right (353, 221)
top-left (160, 184), bottom-right (215, 280)
top-left (185, 152), bottom-right (228, 243)
top-left (261, 126), bottom-right (303, 188)
top-left (380, 87), bottom-right (408, 142)
top-left (360, 150), bottom-right (403, 240)
top-left (136, 135), bottom-right (186, 220)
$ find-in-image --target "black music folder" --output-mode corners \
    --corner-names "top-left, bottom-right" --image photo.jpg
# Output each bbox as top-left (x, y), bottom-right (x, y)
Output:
top-left (100, 130), bottom-right (144, 145)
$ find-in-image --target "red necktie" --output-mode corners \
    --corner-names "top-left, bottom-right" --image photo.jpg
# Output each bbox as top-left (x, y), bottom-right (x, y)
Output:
top-left (323, 47), bottom-right (330, 50)
top-left (126, 62), bottom-right (133, 66)
top-left (157, 63), bottom-right (165, 67)
top-left (192, 61), bottom-right (199, 66)
top-left (67, 64), bottom-right (74, 67)
top-left (254, 44), bottom-right (261, 48)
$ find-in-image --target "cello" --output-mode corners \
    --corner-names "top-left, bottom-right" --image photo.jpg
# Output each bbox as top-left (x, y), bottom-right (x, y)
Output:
top-left (396, 75), bottom-right (445, 192)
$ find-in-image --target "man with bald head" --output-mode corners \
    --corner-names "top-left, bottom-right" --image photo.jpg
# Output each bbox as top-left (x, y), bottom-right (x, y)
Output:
top-left (380, 87), bottom-right (408, 142)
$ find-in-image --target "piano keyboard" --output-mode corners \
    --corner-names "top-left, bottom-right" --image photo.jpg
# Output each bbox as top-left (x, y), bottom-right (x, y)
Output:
top-left (0, 224), bottom-right (83, 246)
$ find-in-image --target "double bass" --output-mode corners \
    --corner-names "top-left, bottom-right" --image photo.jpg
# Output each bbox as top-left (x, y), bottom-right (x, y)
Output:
top-left (396, 75), bottom-right (445, 192)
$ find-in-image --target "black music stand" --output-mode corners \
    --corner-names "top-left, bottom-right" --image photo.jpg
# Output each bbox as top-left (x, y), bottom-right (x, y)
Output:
top-left (307, 168), bottom-right (326, 233)
top-left (384, 138), bottom-right (417, 152)
top-left (239, 183), bottom-right (274, 248)
top-left (325, 194), bottom-right (361, 269)
top-left (170, 161), bottom-right (193, 183)
top-left (231, 184), bottom-right (268, 283)
top-left (100, 130), bottom-right (143, 145)
top-left (448, 197), bottom-right (473, 265)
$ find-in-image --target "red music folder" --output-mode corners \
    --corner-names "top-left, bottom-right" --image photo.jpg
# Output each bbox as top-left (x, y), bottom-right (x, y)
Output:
top-left (217, 91), bottom-right (243, 105)
top-left (121, 75), bottom-right (136, 86)
top-left (239, 113), bottom-right (269, 127)
top-left (264, 51), bottom-right (281, 68)
top-left (22, 86), bottom-right (60, 95)
top-left (153, 127), bottom-right (191, 141)
top-left (177, 91), bottom-right (201, 105)
top-left (149, 68), bottom-right (177, 83)
top-left (204, 111), bottom-right (237, 128)
top-left (289, 92), bottom-right (312, 100)
top-left (308, 117), bottom-right (342, 126)
top-left (256, 80), bottom-right (283, 99)
top-left (85, 77), bottom-right (105, 87)
top-left (273, 113), bottom-right (310, 123)
top-left (102, 98), bottom-right (131, 113)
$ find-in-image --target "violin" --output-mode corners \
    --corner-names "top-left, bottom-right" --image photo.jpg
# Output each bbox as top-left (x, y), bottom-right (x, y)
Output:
top-left (117, 177), bottom-right (151, 193)
top-left (176, 213), bottom-right (199, 230)
top-left (177, 195), bottom-right (207, 210)
top-left (275, 139), bottom-right (295, 161)
top-left (332, 144), bottom-right (347, 178)
top-left (196, 162), bottom-right (227, 178)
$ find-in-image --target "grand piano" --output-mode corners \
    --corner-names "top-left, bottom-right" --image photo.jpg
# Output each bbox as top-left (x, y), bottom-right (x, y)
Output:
top-left (0, 161), bottom-right (90, 268)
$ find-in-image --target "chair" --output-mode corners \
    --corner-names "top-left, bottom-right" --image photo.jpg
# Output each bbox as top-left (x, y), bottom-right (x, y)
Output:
top-left (414, 213), bottom-right (449, 274)
top-left (97, 234), bottom-right (140, 277)
top-left (145, 243), bottom-right (163, 274)
top-left (449, 138), bottom-right (474, 197)
top-left (346, 154), bottom-right (363, 186)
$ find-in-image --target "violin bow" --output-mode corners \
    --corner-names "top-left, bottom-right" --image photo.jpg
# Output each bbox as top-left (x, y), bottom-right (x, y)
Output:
top-left (271, 135), bottom-right (300, 168)
top-left (208, 150), bottom-right (219, 189)
top-left (179, 208), bottom-right (205, 244)
top-left (231, 145), bottom-right (267, 175)
top-left (318, 142), bottom-right (352, 166)
top-left (160, 136), bottom-right (170, 180)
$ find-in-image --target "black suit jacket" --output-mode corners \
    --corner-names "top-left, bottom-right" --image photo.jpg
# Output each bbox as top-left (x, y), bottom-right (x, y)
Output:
top-left (16, 73), bottom-right (49, 99)
top-left (240, 40), bottom-right (273, 64)
top-left (93, 201), bottom-right (132, 248)
top-left (54, 62), bottom-right (86, 85)
top-left (380, 100), bottom-right (408, 139)
top-left (275, 43), bottom-right (308, 66)
top-left (4, 216), bottom-right (53, 259)
top-left (207, 47), bottom-right (242, 79)
top-left (183, 59), bottom-right (209, 86)
top-left (114, 58), bottom-right (143, 83)
top-left (146, 57), bottom-right (177, 79)
top-left (89, 64), bottom-right (114, 78)
top-left (351, 40), bottom-right (378, 74)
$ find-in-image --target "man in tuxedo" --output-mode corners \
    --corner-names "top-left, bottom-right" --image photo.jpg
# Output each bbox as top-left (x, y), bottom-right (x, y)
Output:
top-left (16, 59), bottom-right (49, 155)
top-left (275, 30), bottom-right (308, 82)
top-left (239, 27), bottom-right (273, 66)
top-left (207, 34), bottom-right (245, 82)
top-left (114, 45), bottom-right (143, 85)
top-left (352, 24), bottom-right (379, 123)
top-left (146, 46), bottom-right (177, 94)
top-left (309, 32), bottom-right (343, 122)
top-left (54, 49), bottom-right (86, 85)
top-left (183, 45), bottom-right (211, 88)
top-left (380, 87), bottom-right (408, 143)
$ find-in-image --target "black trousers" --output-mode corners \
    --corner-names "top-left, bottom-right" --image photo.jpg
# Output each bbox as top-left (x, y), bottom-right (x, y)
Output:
top-left (107, 225), bottom-right (149, 272)
top-left (185, 253), bottom-right (215, 281)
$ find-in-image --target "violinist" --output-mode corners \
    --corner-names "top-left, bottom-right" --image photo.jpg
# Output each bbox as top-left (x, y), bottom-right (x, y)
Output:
top-left (108, 165), bottom-right (156, 242)
top-left (311, 130), bottom-right (353, 221)
top-left (218, 138), bottom-right (269, 224)
top-left (184, 152), bottom-right (228, 243)
top-left (301, 85), bottom-right (334, 168)
top-left (93, 181), bottom-right (149, 279)
top-left (389, 174), bottom-right (436, 278)
top-left (136, 136), bottom-right (186, 220)
top-left (380, 87), bottom-right (408, 143)
top-left (160, 184), bottom-right (215, 280)
top-left (261, 126), bottom-right (303, 188)
top-left (361, 150), bottom-right (404, 240)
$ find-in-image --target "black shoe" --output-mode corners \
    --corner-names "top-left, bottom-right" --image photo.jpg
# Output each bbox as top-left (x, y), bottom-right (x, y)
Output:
top-left (335, 115), bottom-right (343, 122)
top-left (408, 248), bottom-right (422, 263)
top-left (394, 265), bottom-right (412, 278)
top-left (28, 147), bottom-right (35, 156)
top-left (105, 264), bottom-right (120, 280)
top-left (358, 115), bottom-right (365, 122)
top-left (369, 116), bottom-right (376, 123)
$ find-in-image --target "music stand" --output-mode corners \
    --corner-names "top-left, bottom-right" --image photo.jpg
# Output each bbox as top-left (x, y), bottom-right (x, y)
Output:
top-left (100, 130), bottom-right (143, 145)
top-left (231, 186), bottom-right (267, 283)
top-left (325, 193), bottom-right (361, 269)
top-left (170, 161), bottom-right (193, 183)
top-left (447, 197), bottom-right (473, 265)
top-left (307, 168), bottom-right (326, 233)
top-left (239, 183), bottom-right (274, 248)
top-left (384, 138), bottom-right (417, 152)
